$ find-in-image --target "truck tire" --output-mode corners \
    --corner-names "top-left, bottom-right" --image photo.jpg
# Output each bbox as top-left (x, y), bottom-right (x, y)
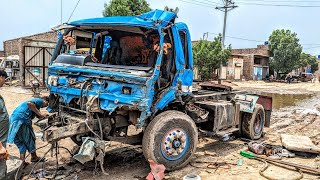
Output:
top-left (240, 104), bottom-right (265, 140)
top-left (142, 110), bottom-right (198, 171)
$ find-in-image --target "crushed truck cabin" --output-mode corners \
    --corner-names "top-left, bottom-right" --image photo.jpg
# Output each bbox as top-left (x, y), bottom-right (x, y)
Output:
top-left (37, 10), bottom-right (272, 171)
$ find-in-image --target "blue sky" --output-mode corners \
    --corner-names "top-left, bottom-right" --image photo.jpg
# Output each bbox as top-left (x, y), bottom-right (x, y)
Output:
top-left (1, 0), bottom-right (320, 55)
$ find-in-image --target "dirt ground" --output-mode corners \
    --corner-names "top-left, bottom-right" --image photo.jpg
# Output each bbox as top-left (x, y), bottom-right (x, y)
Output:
top-left (230, 80), bottom-right (320, 93)
top-left (1, 81), bottom-right (320, 180)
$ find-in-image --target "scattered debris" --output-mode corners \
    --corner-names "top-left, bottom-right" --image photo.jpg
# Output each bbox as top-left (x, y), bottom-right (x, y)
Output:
top-left (54, 174), bottom-right (66, 180)
top-left (204, 151), bottom-right (217, 157)
top-left (183, 174), bottom-right (201, 180)
top-left (190, 160), bottom-right (237, 171)
top-left (241, 151), bottom-right (320, 176)
top-left (33, 169), bottom-right (49, 179)
top-left (73, 138), bottom-right (96, 164)
top-left (236, 159), bottom-right (243, 166)
top-left (221, 133), bottom-right (235, 142)
top-left (248, 142), bottom-right (265, 155)
top-left (6, 156), bottom-right (23, 180)
top-left (281, 134), bottom-right (320, 154)
top-left (146, 159), bottom-right (165, 180)
top-left (276, 149), bottom-right (295, 158)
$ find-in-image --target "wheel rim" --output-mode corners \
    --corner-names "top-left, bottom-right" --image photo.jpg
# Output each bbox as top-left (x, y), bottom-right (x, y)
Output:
top-left (161, 128), bottom-right (189, 161)
top-left (253, 111), bottom-right (263, 136)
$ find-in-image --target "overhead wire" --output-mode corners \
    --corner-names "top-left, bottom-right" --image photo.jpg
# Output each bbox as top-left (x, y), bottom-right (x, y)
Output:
top-left (236, 0), bottom-right (320, 2)
top-left (184, 0), bottom-right (320, 7)
top-left (235, 1), bottom-right (320, 7)
top-left (178, 0), bottom-right (320, 51)
top-left (67, 0), bottom-right (81, 23)
top-left (235, 0), bottom-right (320, 3)
top-left (207, 33), bottom-right (320, 47)
top-left (178, 0), bottom-right (217, 8)
top-left (194, 0), bottom-right (320, 7)
top-left (196, 0), bottom-right (223, 6)
top-left (209, 32), bottom-right (265, 42)
top-left (203, 0), bottom-right (224, 5)
top-left (303, 45), bottom-right (320, 49)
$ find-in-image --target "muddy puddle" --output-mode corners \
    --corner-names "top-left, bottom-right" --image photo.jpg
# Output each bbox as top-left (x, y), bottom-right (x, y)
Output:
top-left (244, 90), bottom-right (317, 109)
top-left (262, 92), bottom-right (315, 109)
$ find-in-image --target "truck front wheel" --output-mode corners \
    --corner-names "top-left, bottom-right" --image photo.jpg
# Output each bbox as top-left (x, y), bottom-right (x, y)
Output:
top-left (240, 104), bottom-right (265, 140)
top-left (142, 111), bottom-right (198, 171)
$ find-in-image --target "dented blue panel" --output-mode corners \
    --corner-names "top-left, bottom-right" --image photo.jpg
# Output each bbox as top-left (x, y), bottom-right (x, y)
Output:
top-left (182, 70), bottom-right (193, 86)
top-left (48, 10), bottom-right (195, 128)
top-left (49, 64), bottom-right (149, 84)
top-left (155, 88), bottom-right (176, 110)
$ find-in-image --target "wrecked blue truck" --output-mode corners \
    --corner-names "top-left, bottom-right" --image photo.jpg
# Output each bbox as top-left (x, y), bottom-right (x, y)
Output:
top-left (44, 10), bottom-right (272, 170)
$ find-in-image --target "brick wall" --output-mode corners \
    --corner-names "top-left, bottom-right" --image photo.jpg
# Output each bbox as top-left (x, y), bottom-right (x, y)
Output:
top-left (0, 51), bottom-right (4, 57)
top-left (3, 39), bottom-right (20, 56)
top-left (232, 45), bottom-right (270, 57)
top-left (24, 31), bottom-right (57, 42)
top-left (4, 31), bottom-right (57, 57)
top-left (242, 55), bottom-right (254, 80)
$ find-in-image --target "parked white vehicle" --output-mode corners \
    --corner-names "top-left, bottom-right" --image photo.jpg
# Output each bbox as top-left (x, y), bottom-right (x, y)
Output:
top-left (0, 55), bottom-right (20, 80)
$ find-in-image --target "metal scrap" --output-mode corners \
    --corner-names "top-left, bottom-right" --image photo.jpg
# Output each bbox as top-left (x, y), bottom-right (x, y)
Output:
top-left (73, 137), bottom-right (96, 164)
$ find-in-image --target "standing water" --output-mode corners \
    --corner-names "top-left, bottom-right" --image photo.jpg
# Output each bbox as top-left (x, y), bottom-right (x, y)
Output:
top-left (262, 93), bottom-right (314, 110)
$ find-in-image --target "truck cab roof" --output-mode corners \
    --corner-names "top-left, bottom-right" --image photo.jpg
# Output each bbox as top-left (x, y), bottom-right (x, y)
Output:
top-left (69, 9), bottom-right (177, 29)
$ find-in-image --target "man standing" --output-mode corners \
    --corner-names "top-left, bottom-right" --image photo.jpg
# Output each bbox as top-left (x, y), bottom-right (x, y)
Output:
top-left (0, 70), bottom-right (9, 180)
top-left (286, 73), bottom-right (292, 84)
top-left (7, 97), bottom-right (49, 164)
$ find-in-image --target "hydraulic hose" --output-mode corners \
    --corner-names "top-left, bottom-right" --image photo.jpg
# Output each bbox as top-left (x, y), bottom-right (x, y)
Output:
top-left (96, 114), bottom-right (103, 140)
top-left (80, 80), bottom-right (90, 110)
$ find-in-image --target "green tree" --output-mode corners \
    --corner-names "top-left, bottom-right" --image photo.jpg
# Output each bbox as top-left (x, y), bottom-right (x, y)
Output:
top-left (193, 34), bottom-right (231, 80)
top-left (298, 52), bottom-right (319, 73)
top-left (310, 59), bottom-right (319, 73)
top-left (268, 29), bottom-right (302, 74)
top-left (103, 0), bottom-right (151, 17)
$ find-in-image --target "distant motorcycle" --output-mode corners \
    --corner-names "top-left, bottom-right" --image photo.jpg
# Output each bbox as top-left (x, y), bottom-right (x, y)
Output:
top-left (30, 79), bottom-right (41, 97)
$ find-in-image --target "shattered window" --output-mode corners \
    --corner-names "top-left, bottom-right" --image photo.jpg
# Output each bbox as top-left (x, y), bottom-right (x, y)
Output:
top-left (60, 30), bottom-right (94, 56)
top-left (57, 27), bottom-right (161, 68)
top-left (179, 31), bottom-right (189, 69)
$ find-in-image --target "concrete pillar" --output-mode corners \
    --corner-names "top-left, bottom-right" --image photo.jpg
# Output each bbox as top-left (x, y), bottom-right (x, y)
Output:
top-left (18, 38), bottom-right (25, 87)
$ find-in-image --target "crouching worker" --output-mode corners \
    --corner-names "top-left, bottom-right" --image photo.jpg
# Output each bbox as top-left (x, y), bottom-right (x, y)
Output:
top-left (7, 97), bottom-right (49, 164)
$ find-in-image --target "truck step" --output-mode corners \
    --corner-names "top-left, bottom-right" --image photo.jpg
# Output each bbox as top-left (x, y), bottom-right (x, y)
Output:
top-left (216, 128), bottom-right (239, 137)
top-left (199, 128), bottom-right (239, 138)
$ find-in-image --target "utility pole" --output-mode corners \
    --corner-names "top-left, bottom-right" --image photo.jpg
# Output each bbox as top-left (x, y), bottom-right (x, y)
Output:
top-left (216, 0), bottom-right (238, 49)
top-left (61, 0), bottom-right (63, 24)
top-left (215, 0), bottom-right (237, 83)
top-left (203, 32), bottom-right (209, 40)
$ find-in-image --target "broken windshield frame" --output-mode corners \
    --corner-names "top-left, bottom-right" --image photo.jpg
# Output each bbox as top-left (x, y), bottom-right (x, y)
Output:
top-left (51, 26), bottom-right (167, 72)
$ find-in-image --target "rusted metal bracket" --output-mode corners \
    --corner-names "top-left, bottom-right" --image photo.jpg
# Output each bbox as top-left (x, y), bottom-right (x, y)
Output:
top-left (43, 119), bottom-right (95, 142)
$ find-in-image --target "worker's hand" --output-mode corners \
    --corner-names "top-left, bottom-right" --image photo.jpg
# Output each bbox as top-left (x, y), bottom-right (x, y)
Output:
top-left (39, 113), bottom-right (49, 119)
top-left (0, 142), bottom-right (8, 160)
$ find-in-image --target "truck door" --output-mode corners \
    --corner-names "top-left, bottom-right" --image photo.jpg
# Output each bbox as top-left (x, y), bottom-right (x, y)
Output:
top-left (173, 23), bottom-right (193, 93)
top-left (154, 23), bottom-right (193, 110)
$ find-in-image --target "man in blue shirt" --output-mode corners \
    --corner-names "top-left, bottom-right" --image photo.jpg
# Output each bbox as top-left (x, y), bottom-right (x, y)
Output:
top-left (7, 97), bottom-right (49, 164)
top-left (0, 70), bottom-right (9, 180)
